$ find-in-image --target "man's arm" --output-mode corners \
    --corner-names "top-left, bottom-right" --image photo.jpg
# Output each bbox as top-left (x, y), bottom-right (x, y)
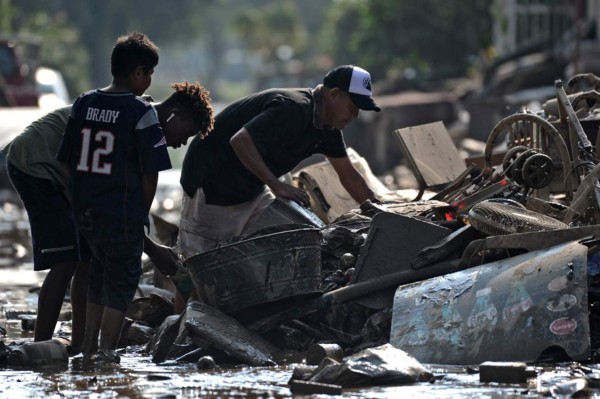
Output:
top-left (230, 127), bottom-right (310, 206)
top-left (327, 156), bottom-right (377, 204)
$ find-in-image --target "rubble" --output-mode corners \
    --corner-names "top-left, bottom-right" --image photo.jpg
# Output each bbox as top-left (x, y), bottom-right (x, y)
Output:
top-left (4, 72), bottom-right (600, 395)
top-left (290, 343), bottom-right (433, 388)
top-left (479, 361), bottom-right (530, 384)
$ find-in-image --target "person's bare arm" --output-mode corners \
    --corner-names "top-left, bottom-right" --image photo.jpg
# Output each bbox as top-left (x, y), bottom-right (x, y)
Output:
top-left (230, 127), bottom-right (310, 206)
top-left (141, 172), bottom-right (158, 213)
top-left (327, 156), bottom-right (377, 204)
top-left (143, 234), bottom-right (180, 276)
top-left (141, 172), bottom-right (180, 275)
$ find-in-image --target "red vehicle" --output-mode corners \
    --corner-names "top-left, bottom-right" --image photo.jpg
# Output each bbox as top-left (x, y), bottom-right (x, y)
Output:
top-left (0, 37), bottom-right (40, 106)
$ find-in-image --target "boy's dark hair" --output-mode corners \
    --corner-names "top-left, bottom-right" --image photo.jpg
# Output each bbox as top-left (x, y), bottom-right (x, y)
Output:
top-left (164, 81), bottom-right (214, 138)
top-left (111, 32), bottom-right (159, 78)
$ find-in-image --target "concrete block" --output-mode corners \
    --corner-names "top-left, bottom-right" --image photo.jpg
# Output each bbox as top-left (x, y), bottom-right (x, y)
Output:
top-left (479, 361), bottom-right (528, 383)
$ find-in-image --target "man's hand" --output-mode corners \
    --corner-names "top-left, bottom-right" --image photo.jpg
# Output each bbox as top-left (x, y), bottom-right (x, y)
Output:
top-left (270, 180), bottom-right (311, 207)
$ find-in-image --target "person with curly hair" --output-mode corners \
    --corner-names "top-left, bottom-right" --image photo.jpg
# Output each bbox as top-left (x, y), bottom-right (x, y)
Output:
top-left (4, 75), bottom-right (213, 359)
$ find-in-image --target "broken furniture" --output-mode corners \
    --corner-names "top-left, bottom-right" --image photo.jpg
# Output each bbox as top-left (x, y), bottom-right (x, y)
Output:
top-left (393, 121), bottom-right (474, 201)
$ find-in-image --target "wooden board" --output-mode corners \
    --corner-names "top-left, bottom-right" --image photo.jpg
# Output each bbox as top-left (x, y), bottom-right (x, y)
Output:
top-left (394, 121), bottom-right (467, 189)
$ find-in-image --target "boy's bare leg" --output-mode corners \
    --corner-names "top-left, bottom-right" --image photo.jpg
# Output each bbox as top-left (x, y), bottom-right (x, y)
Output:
top-left (99, 307), bottom-right (126, 350)
top-left (69, 261), bottom-right (91, 355)
top-left (34, 261), bottom-right (78, 342)
top-left (82, 301), bottom-right (103, 355)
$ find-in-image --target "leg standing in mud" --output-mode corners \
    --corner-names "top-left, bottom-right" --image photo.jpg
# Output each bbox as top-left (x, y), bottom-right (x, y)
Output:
top-left (1, 78), bottom-right (213, 357)
top-left (57, 33), bottom-right (214, 359)
top-left (57, 32), bottom-right (166, 360)
top-left (2, 107), bottom-right (92, 355)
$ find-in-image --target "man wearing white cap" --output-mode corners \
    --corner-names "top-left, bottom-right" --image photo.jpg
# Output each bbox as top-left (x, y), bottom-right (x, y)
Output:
top-left (178, 65), bottom-right (381, 257)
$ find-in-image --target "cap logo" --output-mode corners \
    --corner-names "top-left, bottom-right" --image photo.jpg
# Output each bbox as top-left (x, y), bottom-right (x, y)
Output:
top-left (363, 77), bottom-right (372, 91)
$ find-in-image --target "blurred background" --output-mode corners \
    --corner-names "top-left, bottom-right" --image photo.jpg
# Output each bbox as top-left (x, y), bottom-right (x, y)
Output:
top-left (0, 0), bottom-right (598, 175)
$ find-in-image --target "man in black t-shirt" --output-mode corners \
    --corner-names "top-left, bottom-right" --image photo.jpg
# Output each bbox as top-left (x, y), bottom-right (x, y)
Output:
top-left (178, 65), bottom-right (381, 257)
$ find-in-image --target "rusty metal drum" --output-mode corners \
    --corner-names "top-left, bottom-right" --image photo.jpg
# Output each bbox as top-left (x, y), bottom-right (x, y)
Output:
top-left (185, 228), bottom-right (322, 313)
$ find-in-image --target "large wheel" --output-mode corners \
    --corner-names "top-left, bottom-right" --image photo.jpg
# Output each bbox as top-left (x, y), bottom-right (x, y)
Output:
top-left (468, 201), bottom-right (568, 236)
top-left (484, 113), bottom-right (573, 200)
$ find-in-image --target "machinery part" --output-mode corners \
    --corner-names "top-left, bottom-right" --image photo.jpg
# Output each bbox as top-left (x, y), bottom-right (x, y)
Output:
top-left (565, 73), bottom-right (600, 94)
top-left (570, 90), bottom-right (600, 113)
top-left (484, 198), bottom-right (526, 209)
top-left (521, 153), bottom-right (555, 189)
top-left (511, 148), bottom-right (539, 185)
top-left (502, 145), bottom-right (529, 179)
top-left (467, 201), bottom-right (568, 236)
top-left (483, 113), bottom-right (573, 199)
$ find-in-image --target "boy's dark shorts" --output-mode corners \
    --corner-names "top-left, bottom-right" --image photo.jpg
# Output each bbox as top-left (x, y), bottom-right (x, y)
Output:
top-left (87, 239), bottom-right (143, 313)
top-left (7, 162), bottom-right (91, 270)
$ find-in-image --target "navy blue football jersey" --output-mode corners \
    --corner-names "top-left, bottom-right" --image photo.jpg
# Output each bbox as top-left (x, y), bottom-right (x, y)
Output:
top-left (57, 89), bottom-right (171, 244)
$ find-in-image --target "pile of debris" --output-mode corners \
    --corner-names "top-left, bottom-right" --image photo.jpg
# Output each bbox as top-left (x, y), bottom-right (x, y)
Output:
top-left (139, 74), bottom-right (600, 384)
top-left (4, 73), bottom-right (600, 395)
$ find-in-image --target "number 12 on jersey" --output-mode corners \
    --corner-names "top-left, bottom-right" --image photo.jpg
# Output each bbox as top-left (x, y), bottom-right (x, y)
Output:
top-left (76, 128), bottom-right (115, 174)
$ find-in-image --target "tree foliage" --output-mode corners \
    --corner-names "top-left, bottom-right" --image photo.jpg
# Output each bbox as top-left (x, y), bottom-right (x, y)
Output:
top-left (321, 0), bottom-right (492, 91)
top-left (0, 0), bottom-right (494, 101)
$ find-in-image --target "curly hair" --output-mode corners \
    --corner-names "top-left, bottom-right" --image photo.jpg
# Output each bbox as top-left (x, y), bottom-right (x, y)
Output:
top-left (165, 81), bottom-right (214, 138)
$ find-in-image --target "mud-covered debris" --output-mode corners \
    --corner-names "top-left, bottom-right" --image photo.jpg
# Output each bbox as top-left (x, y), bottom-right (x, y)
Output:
top-left (301, 343), bottom-right (433, 388)
top-left (289, 379), bottom-right (343, 395)
top-left (184, 300), bottom-right (276, 366)
top-left (262, 324), bottom-right (313, 352)
top-left (7, 339), bottom-right (68, 367)
top-left (127, 322), bottom-right (155, 345)
top-left (20, 314), bottom-right (36, 331)
top-left (546, 378), bottom-right (590, 398)
top-left (146, 314), bottom-right (181, 364)
top-left (127, 293), bottom-right (174, 328)
top-left (479, 361), bottom-right (528, 383)
top-left (321, 225), bottom-right (366, 273)
top-left (360, 308), bottom-right (392, 347)
top-left (306, 343), bottom-right (343, 365)
top-left (197, 355), bottom-right (216, 370)
top-left (185, 228), bottom-right (321, 313)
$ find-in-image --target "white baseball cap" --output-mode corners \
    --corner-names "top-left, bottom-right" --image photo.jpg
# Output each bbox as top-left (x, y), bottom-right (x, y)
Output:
top-left (323, 65), bottom-right (381, 112)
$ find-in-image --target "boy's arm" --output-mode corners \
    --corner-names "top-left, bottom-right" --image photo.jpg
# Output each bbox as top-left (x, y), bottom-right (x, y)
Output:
top-left (141, 172), bottom-right (159, 214)
top-left (143, 234), bottom-right (180, 276)
top-left (141, 172), bottom-right (182, 276)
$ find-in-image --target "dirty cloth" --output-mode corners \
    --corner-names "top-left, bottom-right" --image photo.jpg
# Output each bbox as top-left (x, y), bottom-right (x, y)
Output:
top-left (177, 187), bottom-right (275, 258)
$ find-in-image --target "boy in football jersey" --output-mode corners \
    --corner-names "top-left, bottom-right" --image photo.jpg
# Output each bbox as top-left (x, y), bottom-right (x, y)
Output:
top-left (56, 32), bottom-right (199, 363)
top-left (3, 80), bottom-right (213, 356)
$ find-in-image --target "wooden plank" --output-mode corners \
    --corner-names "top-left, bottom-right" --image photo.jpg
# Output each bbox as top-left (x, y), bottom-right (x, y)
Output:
top-left (394, 121), bottom-right (467, 188)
